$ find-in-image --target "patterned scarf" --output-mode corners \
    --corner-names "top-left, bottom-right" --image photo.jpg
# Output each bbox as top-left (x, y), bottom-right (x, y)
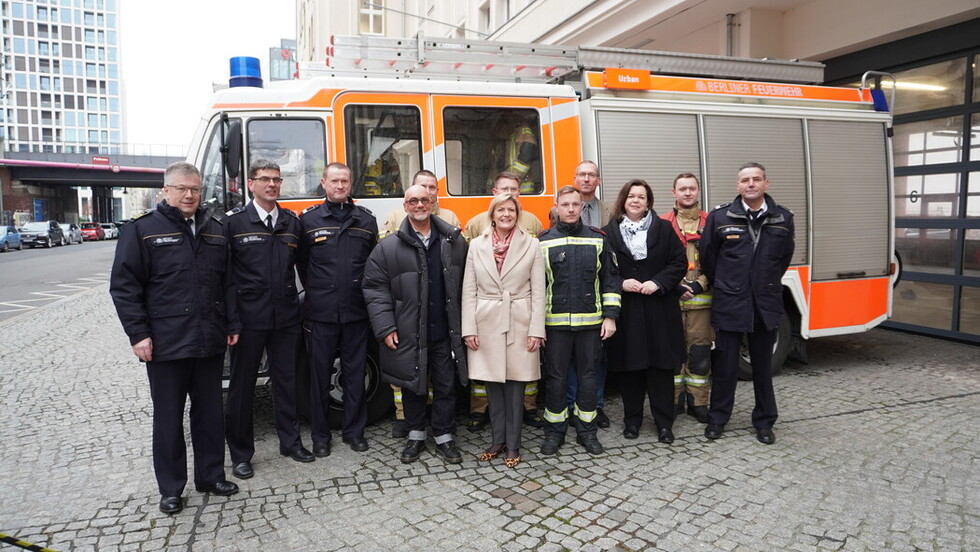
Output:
top-left (491, 228), bottom-right (515, 272)
top-left (620, 211), bottom-right (652, 260)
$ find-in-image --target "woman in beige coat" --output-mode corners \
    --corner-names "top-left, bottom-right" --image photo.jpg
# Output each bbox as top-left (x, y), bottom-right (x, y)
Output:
top-left (462, 193), bottom-right (546, 468)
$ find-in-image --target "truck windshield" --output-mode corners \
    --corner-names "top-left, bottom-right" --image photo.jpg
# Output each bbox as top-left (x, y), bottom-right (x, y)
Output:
top-left (248, 118), bottom-right (327, 200)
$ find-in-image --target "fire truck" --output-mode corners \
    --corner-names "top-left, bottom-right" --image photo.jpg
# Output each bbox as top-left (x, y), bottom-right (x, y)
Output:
top-left (188, 36), bottom-right (897, 424)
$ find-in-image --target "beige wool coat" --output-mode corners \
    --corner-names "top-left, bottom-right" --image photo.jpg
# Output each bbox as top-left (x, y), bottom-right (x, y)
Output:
top-left (461, 227), bottom-right (546, 382)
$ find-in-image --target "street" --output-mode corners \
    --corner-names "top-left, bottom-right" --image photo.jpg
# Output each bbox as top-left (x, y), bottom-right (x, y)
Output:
top-left (0, 240), bottom-right (117, 323)
top-left (0, 279), bottom-right (977, 551)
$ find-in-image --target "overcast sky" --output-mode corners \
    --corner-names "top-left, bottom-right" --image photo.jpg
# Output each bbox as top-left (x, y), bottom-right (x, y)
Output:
top-left (118, 0), bottom-right (296, 154)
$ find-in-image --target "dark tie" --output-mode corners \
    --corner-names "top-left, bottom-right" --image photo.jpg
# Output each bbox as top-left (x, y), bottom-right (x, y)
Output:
top-left (185, 218), bottom-right (195, 236)
top-left (265, 214), bottom-right (273, 232)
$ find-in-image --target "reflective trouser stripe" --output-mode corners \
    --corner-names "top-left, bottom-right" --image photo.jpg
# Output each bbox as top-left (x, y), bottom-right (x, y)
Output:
top-left (680, 293), bottom-right (712, 308)
top-left (471, 383), bottom-right (487, 397)
top-left (673, 374), bottom-right (684, 386)
top-left (543, 407), bottom-right (568, 423)
top-left (393, 389), bottom-right (402, 403)
top-left (520, 181), bottom-right (535, 194)
top-left (685, 375), bottom-right (710, 387)
top-left (574, 404), bottom-right (597, 422)
top-left (525, 381), bottom-right (537, 396)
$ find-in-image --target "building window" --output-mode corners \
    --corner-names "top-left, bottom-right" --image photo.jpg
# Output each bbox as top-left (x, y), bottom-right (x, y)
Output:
top-left (359, 2), bottom-right (384, 36)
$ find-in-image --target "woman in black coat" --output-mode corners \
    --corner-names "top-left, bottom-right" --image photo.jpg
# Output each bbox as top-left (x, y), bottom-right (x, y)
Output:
top-left (603, 179), bottom-right (687, 443)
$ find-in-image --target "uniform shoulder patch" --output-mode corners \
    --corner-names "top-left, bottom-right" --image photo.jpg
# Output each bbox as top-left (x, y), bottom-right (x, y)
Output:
top-left (210, 213), bottom-right (224, 224)
top-left (589, 226), bottom-right (606, 236)
top-left (302, 204), bottom-right (320, 215)
top-left (280, 207), bottom-right (298, 217)
top-left (130, 210), bottom-right (150, 221)
top-left (712, 202), bottom-right (731, 212)
top-left (356, 204), bottom-right (374, 216)
top-left (225, 206), bottom-right (246, 217)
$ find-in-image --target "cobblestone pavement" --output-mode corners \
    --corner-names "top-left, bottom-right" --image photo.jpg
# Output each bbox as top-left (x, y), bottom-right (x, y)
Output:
top-left (1, 286), bottom-right (977, 551)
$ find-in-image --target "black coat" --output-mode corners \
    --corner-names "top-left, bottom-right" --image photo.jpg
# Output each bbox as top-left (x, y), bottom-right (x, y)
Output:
top-left (699, 194), bottom-right (795, 332)
top-left (362, 215), bottom-right (468, 395)
top-left (225, 202), bottom-right (302, 330)
top-left (110, 201), bottom-right (232, 362)
top-left (297, 200), bottom-right (378, 324)
top-left (603, 212), bottom-right (688, 372)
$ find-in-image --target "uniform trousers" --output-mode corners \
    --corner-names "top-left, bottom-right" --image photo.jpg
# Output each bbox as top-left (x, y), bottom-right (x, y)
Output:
top-left (486, 380), bottom-right (526, 451)
top-left (404, 338), bottom-right (457, 442)
top-left (709, 314), bottom-right (778, 430)
top-left (146, 355), bottom-right (225, 497)
top-left (543, 329), bottom-right (599, 437)
top-left (225, 326), bottom-right (303, 463)
top-left (567, 351), bottom-right (606, 409)
top-left (306, 319), bottom-right (369, 444)
top-left (617, 369), bottom-right (675, 430)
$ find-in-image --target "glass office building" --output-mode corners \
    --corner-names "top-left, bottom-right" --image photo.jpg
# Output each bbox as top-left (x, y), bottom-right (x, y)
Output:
top-left (0, 0), bottom-right (122, 153)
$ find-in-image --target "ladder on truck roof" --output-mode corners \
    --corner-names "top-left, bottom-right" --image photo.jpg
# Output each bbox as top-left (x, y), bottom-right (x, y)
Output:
top-left (300, 35), bottom-right (825, 85)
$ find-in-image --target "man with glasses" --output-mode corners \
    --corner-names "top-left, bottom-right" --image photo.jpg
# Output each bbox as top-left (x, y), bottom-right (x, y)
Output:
top-left (224, 160), bottom-right (314, 482)
top-left (363, 184), bottom-right (469, 464)
top-left (298, 163), bottom-right (379, 457)
top-left (110, 162), bottom-right (239, 515)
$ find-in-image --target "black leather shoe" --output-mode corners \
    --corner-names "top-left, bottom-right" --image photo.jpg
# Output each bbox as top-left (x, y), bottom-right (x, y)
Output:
top-left (343, 436), bottom-right (369, 452)
top-left (434, 440), bottom-right (463, 464)
top-left (232, 461), bottom-right (253, 479)
top-left (539, 434), bottom-right (564, 456)
top-left (391, 420), bottom-right (408, 439)
top-left (704, 424), bottom-right (724, 440)
top-left (658, 427), bottom-right (675, 444)
top-left (595, 408), bottom-right (610, 429)
top-left (576, 434), bottom-right (604, 455)
top-left (400, 439), bottom-right (425, 464)
top-left (756, 427), bottom-right (776, 445)
top-left (622, 425), bottom-right (639, 440)
top-left (195, 480), bottom-right (239, 496)
top-left (313, 442), bottom-right (331, 457)
top-left (159, 496), bottom-right (183, 514)
top-left (282, 447), bottom-right (316, 463)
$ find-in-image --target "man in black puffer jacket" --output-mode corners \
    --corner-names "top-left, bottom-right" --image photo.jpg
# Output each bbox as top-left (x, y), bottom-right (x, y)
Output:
top-left (363, 184), bottom-right (468, 465)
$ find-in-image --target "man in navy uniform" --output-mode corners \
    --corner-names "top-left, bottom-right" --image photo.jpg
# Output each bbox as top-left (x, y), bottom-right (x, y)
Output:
top-left (110, 162), bottom-right (239, 515)
top-left (224, 160), bottom-right (315, 481)
top-left (700, 162), bottom-right (795, 445)
top-left (298, 162), bottom-right (379, 456)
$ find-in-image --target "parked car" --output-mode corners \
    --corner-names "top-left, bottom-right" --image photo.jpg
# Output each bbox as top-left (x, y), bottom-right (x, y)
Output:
top-left (80, 222), bottom-right (106, 241)
top-left (99, 222), bottom-right (119, 239)
top-left (19, 221), bottom-right (66, 248)
top-left (60, 223), bottom-right (84, 245)
top-left (1, 226), bottom-right (23, 252)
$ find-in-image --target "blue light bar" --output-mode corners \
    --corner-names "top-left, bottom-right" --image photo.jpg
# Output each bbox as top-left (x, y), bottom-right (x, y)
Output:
top-left (229, 56), bottom-right (263, 88)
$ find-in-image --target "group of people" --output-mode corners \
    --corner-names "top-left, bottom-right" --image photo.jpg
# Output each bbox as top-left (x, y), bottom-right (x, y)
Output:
top-left (109, 158), bottom-right (794, 516)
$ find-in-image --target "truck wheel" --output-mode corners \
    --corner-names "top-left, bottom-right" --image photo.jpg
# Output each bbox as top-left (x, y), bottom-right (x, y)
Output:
top-left (738, 312), bottom-right (792, 381)
top-left (295, 339), bottom-right (393, 429)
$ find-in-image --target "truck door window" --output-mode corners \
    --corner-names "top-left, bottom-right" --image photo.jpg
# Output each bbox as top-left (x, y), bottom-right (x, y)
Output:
top-left (443, 107), bottom-right (542, 196)
top-left (200, 117), bottom-right (242, 214)
top-left (247, 118), bottom-right (326, 199)
top-left (344, 105), bottom-right (421, 198)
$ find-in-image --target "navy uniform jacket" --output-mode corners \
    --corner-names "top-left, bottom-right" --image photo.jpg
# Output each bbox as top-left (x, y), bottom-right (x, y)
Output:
top-left (297, 200), bottom-right (379, 324)
top-left (110, 200), bottom-right (235, 362)
top-left (224, 202), bottom-right (302, 331)
top-left (699, 193), bottom-right (795, 333)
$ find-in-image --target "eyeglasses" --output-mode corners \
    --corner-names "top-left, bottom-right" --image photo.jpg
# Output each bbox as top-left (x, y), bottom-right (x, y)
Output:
top-left (406, 197), bottom-right (432, 206)
top-left (252, 176), bottom-right (284, 185)
top-left (167, 185), bottom-right (202, 195)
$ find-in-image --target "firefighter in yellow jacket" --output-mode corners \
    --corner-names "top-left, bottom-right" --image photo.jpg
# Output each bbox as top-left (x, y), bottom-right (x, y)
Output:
top-left (660, 173), bottom-right (712, 423)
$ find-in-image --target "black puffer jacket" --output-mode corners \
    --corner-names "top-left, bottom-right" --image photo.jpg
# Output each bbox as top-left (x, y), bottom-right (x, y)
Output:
top-left (362, 215), bottom-right (468, 395)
